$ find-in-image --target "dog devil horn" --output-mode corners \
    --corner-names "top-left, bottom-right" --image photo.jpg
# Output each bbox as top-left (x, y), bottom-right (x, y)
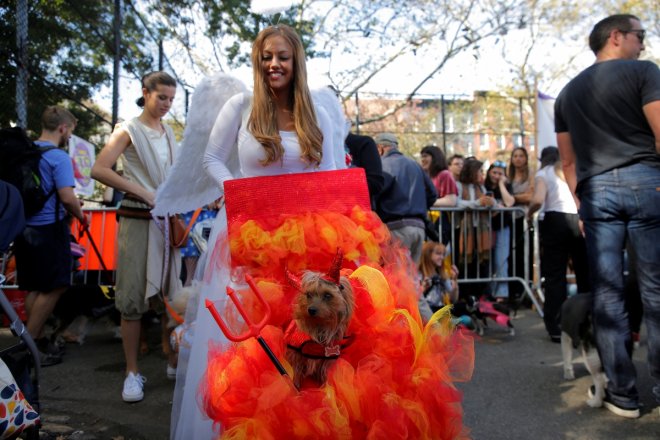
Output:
top-left (325, 248), bottom-right (344, 284)
top-left (284, 267), bottom-right (302, 291)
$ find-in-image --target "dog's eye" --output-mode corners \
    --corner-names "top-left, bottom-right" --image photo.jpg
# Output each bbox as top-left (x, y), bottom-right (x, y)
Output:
top-left (305, 292), bottom-right (312, 299)
top-left (323, 293), bottom-right (332, 301)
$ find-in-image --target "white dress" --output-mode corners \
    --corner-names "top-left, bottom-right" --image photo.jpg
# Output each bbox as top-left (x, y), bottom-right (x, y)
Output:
top-left (170, 92), bottom-right (340, 440)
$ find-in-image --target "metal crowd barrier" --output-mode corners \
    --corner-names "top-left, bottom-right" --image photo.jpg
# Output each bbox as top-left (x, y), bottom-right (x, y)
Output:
top-left (2, 206), bottom-right (545, 318)
top-left (0, 207), bottom-right (118, 290)
top-left (430, 206), bottom-right (544, 317)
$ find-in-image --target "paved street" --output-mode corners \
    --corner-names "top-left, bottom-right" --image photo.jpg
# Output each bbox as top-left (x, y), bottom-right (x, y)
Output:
top-left (458, 310), bottom-right (658, 440)
top-left (2, 308), bottom-right (657, 439)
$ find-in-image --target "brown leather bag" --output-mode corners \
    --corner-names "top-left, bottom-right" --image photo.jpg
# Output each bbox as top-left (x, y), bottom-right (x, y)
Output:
top-left (169, 208), bottom-right (202, 248)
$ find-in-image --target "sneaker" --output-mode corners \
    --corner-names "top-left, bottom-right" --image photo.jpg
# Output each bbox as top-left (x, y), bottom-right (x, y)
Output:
top-left (39, 351), bottom-right (62, 367)
top-left (602, 394), bottom-right (640, 419)
top-left (37, 337), bottom-right (64, 356)
top-left (122, 372), bottom-right (146, 403)
top-left (167, 365), bottom-right (177, 380)
top-left (591, 387), bottom-right (641, 418)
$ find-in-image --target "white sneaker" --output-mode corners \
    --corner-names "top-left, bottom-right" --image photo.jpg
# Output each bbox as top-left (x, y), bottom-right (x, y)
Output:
top-left (167, 364), bottom-right (177, 380)
top-left (122, 372), bottom-right (146, 402)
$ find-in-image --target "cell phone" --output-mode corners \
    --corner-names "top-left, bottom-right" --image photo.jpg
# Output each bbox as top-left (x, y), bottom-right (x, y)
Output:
top-left (485, 191), bottom-right (494, 197)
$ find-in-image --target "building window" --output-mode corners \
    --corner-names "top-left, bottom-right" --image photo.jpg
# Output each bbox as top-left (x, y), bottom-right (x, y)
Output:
top-left (480, 133), bottom-right (489, 151)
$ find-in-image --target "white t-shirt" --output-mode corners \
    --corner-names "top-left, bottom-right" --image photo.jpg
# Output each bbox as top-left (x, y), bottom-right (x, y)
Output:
top-left (535, 166), bottom-right (577, 216)
top-left (140, 122), bottom-right (171, 166)
top-left (203, 93), bottom-right (337, 190)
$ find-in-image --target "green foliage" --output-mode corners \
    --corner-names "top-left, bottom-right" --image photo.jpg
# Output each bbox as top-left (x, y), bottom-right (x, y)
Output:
top-left (0, 0), bottom-right (548, 144)
top-left (0, 0), bottom-right (152, 136)
top-left (143, 0), bottom-right (321, 68)
top-left (62, 100), bottom-right (111, 145)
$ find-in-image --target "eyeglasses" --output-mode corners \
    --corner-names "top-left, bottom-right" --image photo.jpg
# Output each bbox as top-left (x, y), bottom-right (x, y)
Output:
top-left (492, 160), bottom-right (507, 168)
top-left (619, 29), bottom-right (645, 44)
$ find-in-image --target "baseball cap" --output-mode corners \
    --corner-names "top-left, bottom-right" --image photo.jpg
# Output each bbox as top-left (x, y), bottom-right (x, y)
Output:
top-left (374, 133), bottom-right (398, 147)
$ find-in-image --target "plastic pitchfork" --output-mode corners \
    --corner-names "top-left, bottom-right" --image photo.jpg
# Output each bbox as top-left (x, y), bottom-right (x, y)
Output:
top-left (205, 274), bottom-right (289, 377)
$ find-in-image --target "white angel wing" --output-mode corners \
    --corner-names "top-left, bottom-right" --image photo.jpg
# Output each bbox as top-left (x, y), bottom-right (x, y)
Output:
top-left (312, 86), bottom-right (350, 169)
top-left (152, 73), bottom-right (247, 216)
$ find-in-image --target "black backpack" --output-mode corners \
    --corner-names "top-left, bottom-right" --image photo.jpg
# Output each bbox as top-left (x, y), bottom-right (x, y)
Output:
top-left (0, 127), bottom-right (57, 217)
top-left (0, 180), bottom-right (25, 251)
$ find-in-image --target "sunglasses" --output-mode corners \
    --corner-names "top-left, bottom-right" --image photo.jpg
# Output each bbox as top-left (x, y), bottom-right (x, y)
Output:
top-left (492, 160), bottom-right (507, 168)
top-left (619, 29), bottom-right (645, 44)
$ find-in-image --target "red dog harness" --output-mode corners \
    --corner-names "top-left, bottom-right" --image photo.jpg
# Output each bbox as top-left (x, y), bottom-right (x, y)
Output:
top-left (284, 321), bottom-right (353, 360)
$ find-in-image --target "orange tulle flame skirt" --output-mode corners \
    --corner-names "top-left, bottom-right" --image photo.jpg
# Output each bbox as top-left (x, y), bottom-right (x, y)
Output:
top-left (202, 169), bottom-right (474, 439)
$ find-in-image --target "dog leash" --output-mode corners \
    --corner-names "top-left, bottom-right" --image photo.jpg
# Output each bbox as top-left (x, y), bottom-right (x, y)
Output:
top-left (77, 222), bottom-right (109, 271)
top-left (164, 295), bottom-right (184, 325)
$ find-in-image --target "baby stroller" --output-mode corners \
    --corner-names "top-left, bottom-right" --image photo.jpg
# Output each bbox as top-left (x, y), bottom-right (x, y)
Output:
top-left (0, 180), bottom-right (40, 439)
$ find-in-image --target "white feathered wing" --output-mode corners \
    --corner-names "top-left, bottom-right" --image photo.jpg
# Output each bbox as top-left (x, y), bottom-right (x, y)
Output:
top-left (312, 86), bottom-right (351, 169)
top-left (152, 73), bottom-right (247, 217)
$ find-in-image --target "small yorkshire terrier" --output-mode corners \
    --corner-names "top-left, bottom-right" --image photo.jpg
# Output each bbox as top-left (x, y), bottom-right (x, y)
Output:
top-left (284, 250), bottom-right (354, 389)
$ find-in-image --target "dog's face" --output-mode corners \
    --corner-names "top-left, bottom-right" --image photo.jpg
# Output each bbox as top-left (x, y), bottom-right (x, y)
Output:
top-left (293, 272), bottom-right (354, 345)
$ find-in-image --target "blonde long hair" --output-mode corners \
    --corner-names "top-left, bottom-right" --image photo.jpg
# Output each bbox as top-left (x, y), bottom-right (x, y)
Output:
top-left (248, 25), bottom-right (323, 167)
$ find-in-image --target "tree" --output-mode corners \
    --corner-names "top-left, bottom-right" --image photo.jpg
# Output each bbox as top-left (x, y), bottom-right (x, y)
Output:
top-left (493, 0), bottom-right (659, 97)
top-left (316, 0), bottom-right (526, 121)
top-left (128, 0), bottom-right (528, 123)
top-left (0, 0), bottom-right (153, 137)
top-left (133, 0), bottom-right (318, 79)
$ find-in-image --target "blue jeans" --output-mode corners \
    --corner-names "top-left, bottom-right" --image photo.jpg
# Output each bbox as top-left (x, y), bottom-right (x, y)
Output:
top-left (579, 163), bottom-right (660, 408)
top-left (491, 226), bottom-right (510, 298)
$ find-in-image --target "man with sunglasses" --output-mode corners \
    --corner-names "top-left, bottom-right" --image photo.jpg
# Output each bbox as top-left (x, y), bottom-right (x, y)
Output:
top-left (555, 14), bottom-right (660, 419)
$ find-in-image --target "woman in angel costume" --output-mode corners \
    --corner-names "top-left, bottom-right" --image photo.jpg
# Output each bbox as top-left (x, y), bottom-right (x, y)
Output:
top-left (156, 25), bottom-right (474, 440)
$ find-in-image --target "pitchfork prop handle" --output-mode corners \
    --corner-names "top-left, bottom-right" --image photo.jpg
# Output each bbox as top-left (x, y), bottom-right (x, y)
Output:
top-left (257, 335), bottom-right (288, 376)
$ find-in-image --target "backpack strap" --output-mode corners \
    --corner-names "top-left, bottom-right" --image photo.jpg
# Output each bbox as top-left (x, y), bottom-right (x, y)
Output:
top-left (39, 145), bottom-right (64, 222)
